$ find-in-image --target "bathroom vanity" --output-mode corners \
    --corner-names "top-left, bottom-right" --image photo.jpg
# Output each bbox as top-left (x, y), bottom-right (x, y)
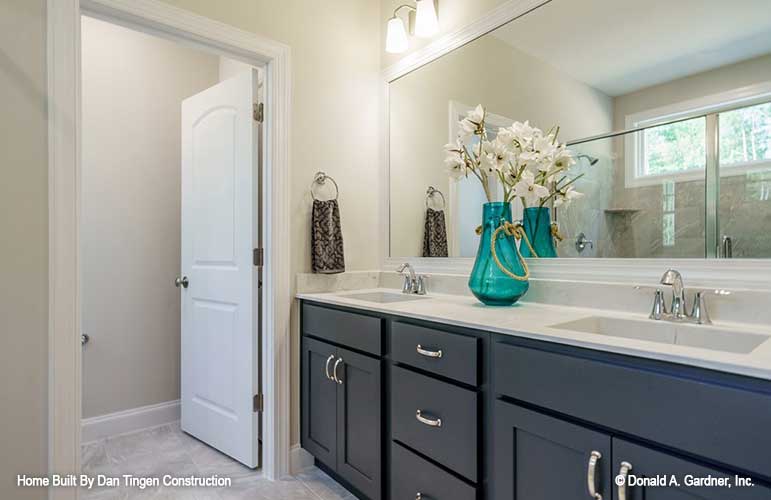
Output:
top-left (299, 291), bottom-right (771, 500)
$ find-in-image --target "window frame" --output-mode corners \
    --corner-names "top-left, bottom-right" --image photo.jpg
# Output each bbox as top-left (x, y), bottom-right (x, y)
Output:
top-left (624, 82), bottom-right (771, 188)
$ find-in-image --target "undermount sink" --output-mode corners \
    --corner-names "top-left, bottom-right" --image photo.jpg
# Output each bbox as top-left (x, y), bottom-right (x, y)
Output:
top-left (341, 291), bottom-right (428, 304)
top-left (550, 316), bottom-right (768, 354)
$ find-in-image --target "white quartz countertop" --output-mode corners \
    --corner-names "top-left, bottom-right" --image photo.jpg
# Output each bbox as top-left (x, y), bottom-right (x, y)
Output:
top-left (297, 288), bottom-right (771, 381)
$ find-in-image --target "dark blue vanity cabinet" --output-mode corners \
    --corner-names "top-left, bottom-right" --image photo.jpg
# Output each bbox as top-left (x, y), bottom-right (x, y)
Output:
top-left (301, 304), bottom-right (383, 500)
top-left (300, 300), bottom-right (771, 500)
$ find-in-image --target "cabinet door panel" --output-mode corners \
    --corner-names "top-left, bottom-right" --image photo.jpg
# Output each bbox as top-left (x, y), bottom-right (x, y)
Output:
top-left (612, 439), bottom-right (771, 500)
top-left (337, 347), bottom-right (382, 500)
top-left (301, 337), bottom-right (338, 469)
top-left (493, 401), bottom-right (611, 500)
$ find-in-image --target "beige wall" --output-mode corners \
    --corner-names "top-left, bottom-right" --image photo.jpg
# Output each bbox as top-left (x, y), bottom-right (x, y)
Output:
top-left (389, 33), bottom-right (612, 256)
top-left (80, 17), bottom-right (220, 418)
top-left (158, 0), bottom-right (383, 446)
top-left (0, 1), bottom-right (48, 499)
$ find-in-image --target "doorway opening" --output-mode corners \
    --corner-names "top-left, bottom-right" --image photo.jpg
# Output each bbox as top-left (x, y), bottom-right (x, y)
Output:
top-left (79, 14), bottom-right (264, 494)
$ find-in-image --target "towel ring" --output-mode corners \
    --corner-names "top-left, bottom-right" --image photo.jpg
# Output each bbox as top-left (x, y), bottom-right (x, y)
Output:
top-left (425, 186), bottom-right (446, 210)
top-left (310, 171), bottom-right (339, 201)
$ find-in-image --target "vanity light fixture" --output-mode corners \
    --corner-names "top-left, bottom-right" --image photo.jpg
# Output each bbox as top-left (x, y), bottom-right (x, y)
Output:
top-left (415, 0), bottom-right (439, 37)
top-left (385, 1), bottom-right (439, 54)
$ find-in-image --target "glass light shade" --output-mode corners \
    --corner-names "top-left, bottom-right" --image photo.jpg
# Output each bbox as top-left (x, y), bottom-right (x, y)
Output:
top-left (415, 0), bottom-right (439, 38)
top-left (385, 17), bottom-right (408, 53)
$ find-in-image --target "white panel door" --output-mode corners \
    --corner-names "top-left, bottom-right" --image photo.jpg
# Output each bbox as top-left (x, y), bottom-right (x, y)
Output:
top-left (180, 70), bottom-right (260, 467)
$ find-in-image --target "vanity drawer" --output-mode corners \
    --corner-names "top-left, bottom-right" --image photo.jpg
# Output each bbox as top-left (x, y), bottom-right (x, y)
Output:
top-left (302, 303), bottom-right (383, 355)
top-left (493, 339), bottom-right (771, 480)
top-left (390, 441), bottom-right (477, 500)
top-left (391, 365), bottom-right (478, 482)
top-left (391, 321), bottom-right (479, 386)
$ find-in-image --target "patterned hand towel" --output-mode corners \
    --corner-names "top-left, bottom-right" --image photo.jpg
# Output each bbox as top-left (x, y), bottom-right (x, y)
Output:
top-left (422, 208), bottom-right (448, 257)
top-left (311, 199), bottom-right (346, 273)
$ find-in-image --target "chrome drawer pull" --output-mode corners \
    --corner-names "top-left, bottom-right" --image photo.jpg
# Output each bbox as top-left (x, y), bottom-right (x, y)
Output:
top-left (586, 451), bottom-right (602, 500)
top-left (416, 410), bottom-right (442, 427)
top-left (617, 461), bottom-right (633, 500)
top-left (325, 354), bottom-right (335, 381)
top-left (416, 344), bottom-right (442, 358)
top-left (333, 358), bottom-right (344, 385)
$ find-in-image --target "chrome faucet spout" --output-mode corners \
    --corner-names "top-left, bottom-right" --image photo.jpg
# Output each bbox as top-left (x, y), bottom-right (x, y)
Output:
top-left (396, 262), bottom-right (416, 282)
top-left (660, 269), bottom-right (687, 319)
top-left (396, 263), bottom-right (427, 295)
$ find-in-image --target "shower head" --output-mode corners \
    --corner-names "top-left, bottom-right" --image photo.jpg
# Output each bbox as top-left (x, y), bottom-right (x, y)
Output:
top-left (577, 154), bottom-right (599, 166)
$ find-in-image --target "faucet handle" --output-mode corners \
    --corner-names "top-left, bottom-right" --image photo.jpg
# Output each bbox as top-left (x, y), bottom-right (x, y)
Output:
top-left (401, 274), bottom-right (413, 294)
top-left (416, 275), bottom-right (428, 295)
top-left (649, 289), bottom-right (667, 320)
top-left (690, 291), bottom-right (712, 325)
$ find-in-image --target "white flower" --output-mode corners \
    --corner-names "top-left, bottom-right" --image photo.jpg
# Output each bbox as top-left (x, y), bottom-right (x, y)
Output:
top-left (443, 139), bottom-right (463, 153)
top-left (495, 127), bottom-right (516, 147)
top-left (480, 152), bottom-right (500, 177)
top-left (457, 104), bottom-right (485, 140)
top-left (444, 147), bottom-right (466, 178)
top-left (551, 148), bottom-right (575, 171)
top-left (554, 186), bottom-right (584, 207)
top-left (513, 170), bottom-right (550, 206)
top-left (533, 134), bottom-right (558, 159)
top-left (466, 104), bottom-right (484, 124)
top-left (510, 120), bottom-right (537, 146)
top-left (482, 139), bottom-right (514, 172)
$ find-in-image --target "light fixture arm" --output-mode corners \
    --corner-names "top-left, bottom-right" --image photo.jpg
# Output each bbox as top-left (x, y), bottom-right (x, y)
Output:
top-left (391, 4), bottom-right (416, 18)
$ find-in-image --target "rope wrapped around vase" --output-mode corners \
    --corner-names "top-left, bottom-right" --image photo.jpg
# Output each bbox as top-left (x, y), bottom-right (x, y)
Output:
top-left (475, 221), bottom-right (534, 281)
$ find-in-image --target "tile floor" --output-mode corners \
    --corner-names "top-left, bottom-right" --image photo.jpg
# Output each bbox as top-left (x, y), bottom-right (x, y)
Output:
top-left (80, 423), bottom-right (355, 499)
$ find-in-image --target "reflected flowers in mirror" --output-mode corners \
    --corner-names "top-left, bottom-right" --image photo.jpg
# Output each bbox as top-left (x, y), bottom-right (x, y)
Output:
top-left (444, 104), bottom-right (586, 210)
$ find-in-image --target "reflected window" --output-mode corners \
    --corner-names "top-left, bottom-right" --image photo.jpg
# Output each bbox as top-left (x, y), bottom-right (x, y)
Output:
top-left (662, 181), bottom-right (676, 247)
top-left (719, 102), bottom-right (771, 168)
top-left (626, 92), bottom-right (771, 187)
top-left (643, 118), bottom-right (706, 177)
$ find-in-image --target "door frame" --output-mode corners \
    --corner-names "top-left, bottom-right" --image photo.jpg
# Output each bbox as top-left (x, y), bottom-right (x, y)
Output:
top-left (47, 0), bottom-right (292, 494)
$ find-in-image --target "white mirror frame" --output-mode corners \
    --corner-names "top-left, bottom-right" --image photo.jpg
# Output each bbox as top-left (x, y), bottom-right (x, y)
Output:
top-left (380, 0), bottom-right (771, 290)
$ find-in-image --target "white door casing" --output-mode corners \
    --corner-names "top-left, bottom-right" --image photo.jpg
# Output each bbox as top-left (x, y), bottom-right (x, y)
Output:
top-left (180, 69), bottom-right (260, 467)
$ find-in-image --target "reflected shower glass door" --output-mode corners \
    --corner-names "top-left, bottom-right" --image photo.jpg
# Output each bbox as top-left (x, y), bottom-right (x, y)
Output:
top-left (564, 120), bottom-right (707, 259)
top-left (717, 101), bottom-right (771, 258)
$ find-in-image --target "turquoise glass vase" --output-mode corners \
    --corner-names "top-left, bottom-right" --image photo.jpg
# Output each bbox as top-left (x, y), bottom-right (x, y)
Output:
top-left (520, 207), bottom-right (558, 258)
top-left (468, 202), bottom-right (529, 306)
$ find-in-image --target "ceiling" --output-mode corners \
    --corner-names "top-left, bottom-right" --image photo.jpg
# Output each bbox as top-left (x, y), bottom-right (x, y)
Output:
top-left (492, 0), bottom-right (771, 97)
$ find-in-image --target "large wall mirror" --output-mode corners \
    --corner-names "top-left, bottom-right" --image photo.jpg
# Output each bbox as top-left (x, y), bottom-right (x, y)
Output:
top-left (388, 0), bottom-right (771, 260)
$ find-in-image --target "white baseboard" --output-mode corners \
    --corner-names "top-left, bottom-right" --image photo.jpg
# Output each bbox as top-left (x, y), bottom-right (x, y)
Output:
top-left (81, 400), bottom-right (180, 444)
top-left (290, 444), bottom-right (314, 474)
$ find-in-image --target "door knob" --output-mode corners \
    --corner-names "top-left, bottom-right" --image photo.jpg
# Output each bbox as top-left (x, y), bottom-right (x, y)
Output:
top-left (175, 276), bottom-right (189, 288)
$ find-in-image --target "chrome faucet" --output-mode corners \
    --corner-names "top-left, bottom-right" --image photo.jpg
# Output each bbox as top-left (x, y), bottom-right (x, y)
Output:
top-left (660, 269), bottom-right (687, 319)
top-left (396, 263), bottom-right (427, 295)
top-left (651, 269), bottom-right (711, 324)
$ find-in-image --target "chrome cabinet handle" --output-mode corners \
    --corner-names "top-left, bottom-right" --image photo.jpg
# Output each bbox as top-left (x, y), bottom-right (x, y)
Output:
top-left (324, 355), bottom-right (335, 381)
top-left (332, 358), bottom-right (343, 385)
top-left (617, 461), bottom-right (633, 500)
top-left (174, 276), bottom-right (189, 288)
top-left (416, 344), bottom-right (442, 358)
top-left (587, 451), bottom-right (602, 500)
top-left (415, 409), bottom-right (442, 427)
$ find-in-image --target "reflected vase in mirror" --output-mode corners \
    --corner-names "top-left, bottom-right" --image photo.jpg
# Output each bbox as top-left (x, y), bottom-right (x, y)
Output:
top-left (520, 207), bottom-right (558, 258)
top-left (468, 202), bottom-right (529, 306)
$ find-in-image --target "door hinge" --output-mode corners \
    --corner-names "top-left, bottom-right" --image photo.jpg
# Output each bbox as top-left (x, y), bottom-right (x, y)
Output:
top-left (253, 393), bottom-right (264, 413)
top-left (253, 102), bottom-right (264, 123)
top-left (253, 248), bottom-right (264, 267)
